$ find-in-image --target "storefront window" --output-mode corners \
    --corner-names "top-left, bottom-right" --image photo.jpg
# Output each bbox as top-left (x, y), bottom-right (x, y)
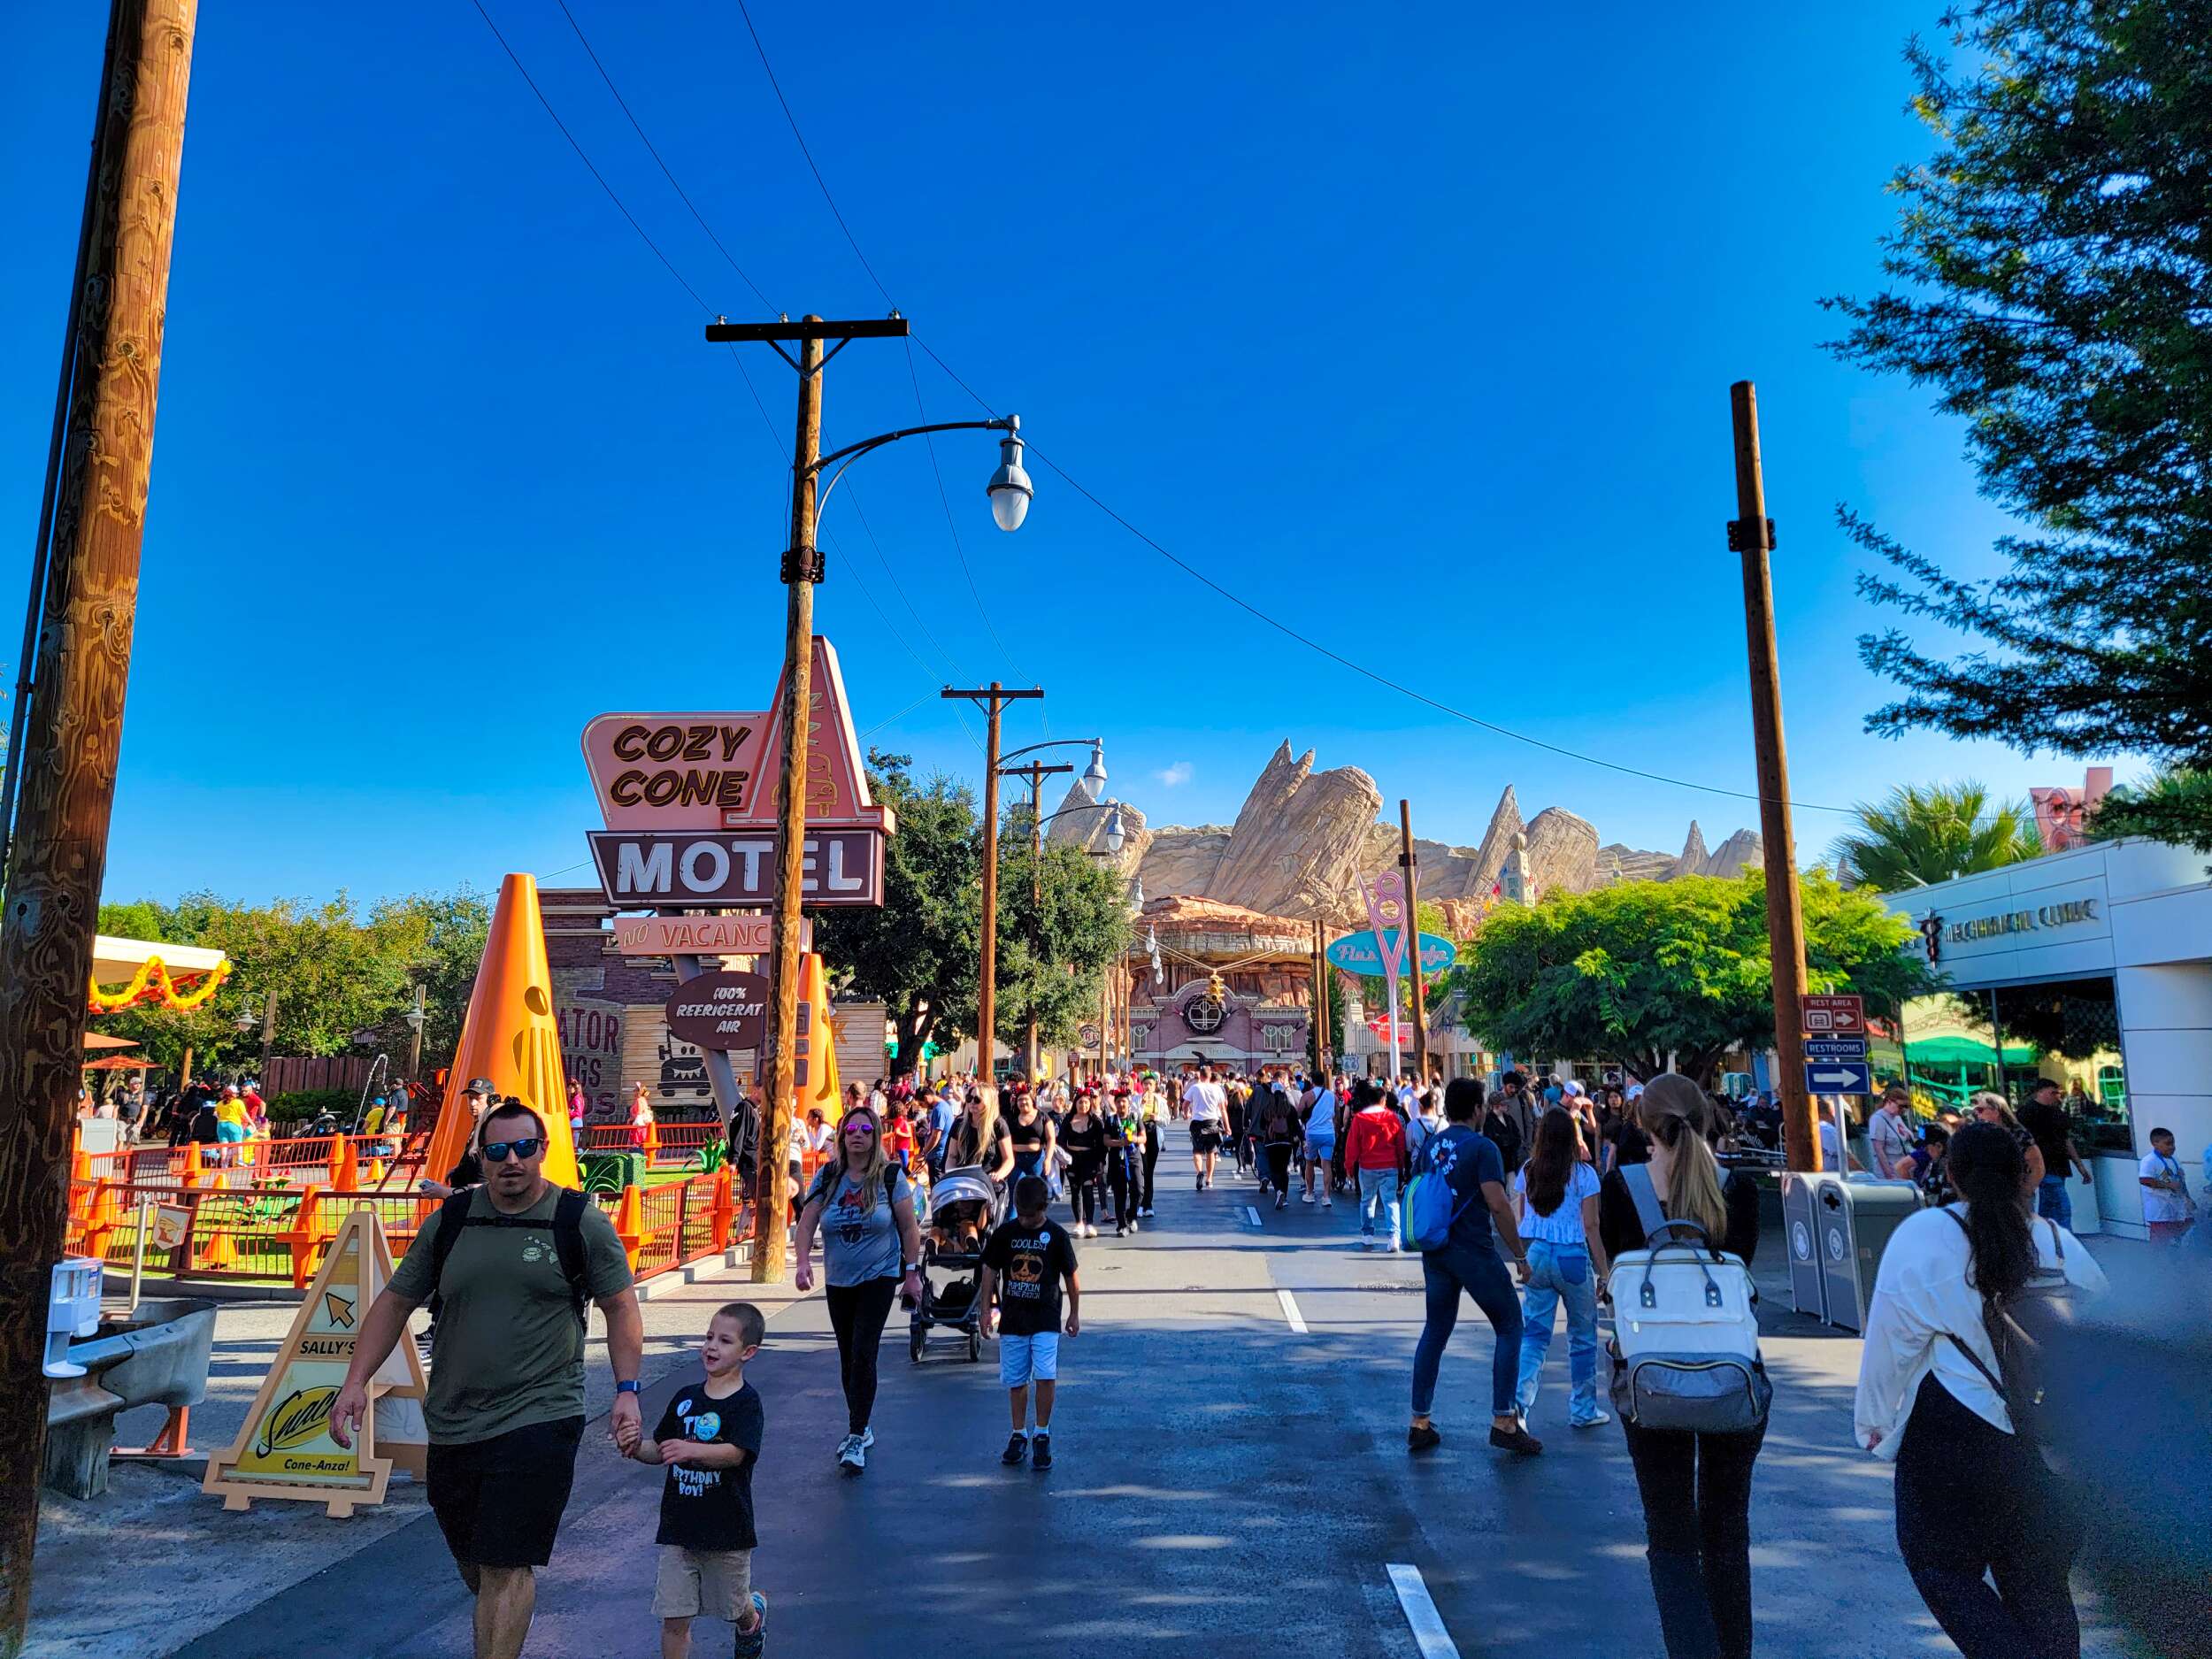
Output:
top-left (1993, 976), bottom-right (2131, 1154)
top-left (1897, 976), bottom-right (2131, 1153)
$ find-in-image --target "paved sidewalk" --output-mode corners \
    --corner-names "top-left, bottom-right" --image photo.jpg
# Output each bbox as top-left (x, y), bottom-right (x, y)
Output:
top-left (35, 1179), bottom-right (2170, 1657)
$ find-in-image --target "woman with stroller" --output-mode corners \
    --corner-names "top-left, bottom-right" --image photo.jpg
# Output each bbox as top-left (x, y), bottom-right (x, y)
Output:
top-left (948, 1090), bottom-right (1015, 1183)
top-left (1059, 1089), bottom-right (1110, 1238)
top-left (793, 1103), bottom-right (926, 1476)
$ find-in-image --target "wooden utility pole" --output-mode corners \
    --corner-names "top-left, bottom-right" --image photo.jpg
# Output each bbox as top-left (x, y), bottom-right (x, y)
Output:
top-left (744, 322), bottom-right (826, 1281)
top-left (1729, 381), bottom-right (1817, 1172)
top-left (942, 685), bottom-right (1042, 1114)
top-left (0, 4), bottom-right (196, 1649)
top-left (1397, 802), bottom-right (1432, 1084)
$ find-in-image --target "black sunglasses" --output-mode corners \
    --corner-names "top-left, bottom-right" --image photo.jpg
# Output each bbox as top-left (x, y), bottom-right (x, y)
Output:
top-left (482, 1137), bottom-right (543, 1163)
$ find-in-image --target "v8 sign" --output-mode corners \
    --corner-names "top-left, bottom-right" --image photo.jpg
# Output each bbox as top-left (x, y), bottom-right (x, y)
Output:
top-left (1800, 994), bottom-right (1865, 1036)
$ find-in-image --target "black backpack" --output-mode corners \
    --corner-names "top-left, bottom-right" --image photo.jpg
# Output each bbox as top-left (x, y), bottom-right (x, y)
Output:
top-left (1940, 1210), bottom-right (2079, 1474)
top-left (427, 1188), bottom-right (593, 1328)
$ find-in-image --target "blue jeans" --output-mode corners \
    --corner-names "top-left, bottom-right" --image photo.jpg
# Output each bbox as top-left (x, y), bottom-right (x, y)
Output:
top-left (1516, 1240), bottom-right (1602, 1425)
top-left (1357, 1169), bottom-right (1401, 1241)
top-left (2036, 1173), bottom-right (2073, 1229)
top-left (1411, 1242), bottom-right (1523, 1418)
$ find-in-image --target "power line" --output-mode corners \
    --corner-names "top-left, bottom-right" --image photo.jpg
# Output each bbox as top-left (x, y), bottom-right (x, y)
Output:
top-left (551, 0), bottom-right (776, 313)
top-left (730, 0), bottom-right (1037, 717)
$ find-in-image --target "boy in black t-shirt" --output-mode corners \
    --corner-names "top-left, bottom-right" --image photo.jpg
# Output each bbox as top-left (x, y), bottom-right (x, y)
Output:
top-left (979, 1176), bottom-right (1080, 1471)
top-left (628, 1302), bottom-right (769, 1659)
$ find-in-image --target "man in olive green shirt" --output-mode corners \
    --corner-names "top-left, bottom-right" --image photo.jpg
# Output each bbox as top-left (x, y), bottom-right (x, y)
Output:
top-left (334, 1100), bottom-right (643, 1659)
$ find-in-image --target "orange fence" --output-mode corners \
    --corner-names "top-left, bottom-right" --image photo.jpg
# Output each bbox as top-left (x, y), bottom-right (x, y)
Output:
top-left (64, 1167), bottom-right (749, 1290)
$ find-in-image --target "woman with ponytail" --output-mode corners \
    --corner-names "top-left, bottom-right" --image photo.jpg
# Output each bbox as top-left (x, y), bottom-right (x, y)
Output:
top-left (1855, 1121), bottom-right (2107, 1657)
top-left (1595, 1073), bottom-right (1763, 1659)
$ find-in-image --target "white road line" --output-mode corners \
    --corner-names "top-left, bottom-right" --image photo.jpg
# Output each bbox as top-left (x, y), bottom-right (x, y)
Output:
top-left (1386, 1563), bottom-right (1460, 1659)
top-left (1276, 1288), bottom-right (1308, 1333)
top-left (1245, 1204), bottom-right (1262, 1226)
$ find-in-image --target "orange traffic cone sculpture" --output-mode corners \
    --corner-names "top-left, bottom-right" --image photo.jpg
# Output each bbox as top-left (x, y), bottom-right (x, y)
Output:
top-left (423, 873), bottom-right (580, 1189)
top-left (793, 951), bottom-right (843, 1125)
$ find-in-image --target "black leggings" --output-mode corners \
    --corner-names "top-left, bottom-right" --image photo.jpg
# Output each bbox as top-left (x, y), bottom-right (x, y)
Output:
top-left (1895, 1373), bottom-right (2084, 1659)
top-left (1263, 1141), bottom-right (1294, 1193)
top-left (1069, 1156), bottom-right (1103, 1225)
top-left (1621, 1417), bottom-right (1766, 1659)
top-left (824, 1276), bottom-right (899, 1434)
top-left (1107, 1155), bottom-right (1136, 1227)
top-left (1140, 1126), bottom-right (1160, 1208)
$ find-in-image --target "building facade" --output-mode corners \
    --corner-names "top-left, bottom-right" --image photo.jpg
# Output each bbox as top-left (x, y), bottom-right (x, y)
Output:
top-left (1878, 838), bottom-right (2212, 1240)
top-left (1128, 897), bottom-right (1315, 1071)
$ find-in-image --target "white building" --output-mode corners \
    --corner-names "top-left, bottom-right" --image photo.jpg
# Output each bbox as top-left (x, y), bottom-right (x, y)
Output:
top-left (1880, 837), bottom-right (2212, 1240)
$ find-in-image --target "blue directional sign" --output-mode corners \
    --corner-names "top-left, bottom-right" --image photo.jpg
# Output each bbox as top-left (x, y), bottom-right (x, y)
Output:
top-left (1803, 1060), bottom-right (1873, 1094)
top-left (1804, 1037), bottom-right (1870, 1062)
top-left (1325, 931), bottom-right (1458, 975)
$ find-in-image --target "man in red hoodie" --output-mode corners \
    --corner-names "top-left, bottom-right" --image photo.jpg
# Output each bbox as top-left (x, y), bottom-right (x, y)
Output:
top-left (1343, 1079), bottom-right (1409, 1251)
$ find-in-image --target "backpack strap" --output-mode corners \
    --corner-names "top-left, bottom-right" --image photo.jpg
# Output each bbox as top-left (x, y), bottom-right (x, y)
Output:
top-left (427, 1189), bottom-right (476, 1294)
top-left (552, 1187), bottom-right (591, 1327)
top-left (1621, 1164), bottom-right (1668, 1245)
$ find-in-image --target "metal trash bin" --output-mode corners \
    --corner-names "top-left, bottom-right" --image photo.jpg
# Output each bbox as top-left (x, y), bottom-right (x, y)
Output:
top-left (1780, 1172), bottom-right (1827, 1321)
top-left (1815, 1176), bottom-right (1922, 1333)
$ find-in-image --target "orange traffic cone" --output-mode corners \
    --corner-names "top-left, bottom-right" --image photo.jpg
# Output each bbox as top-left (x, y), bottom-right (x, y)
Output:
top-left (182, 1142), bottom-right (204, 1187)
top-left (331, 1136), bottom-right (360, 1193)
top-left (612, 1182), bottom-right (647, 1268)
top-left (424, 874), bottom-right (580, 1188)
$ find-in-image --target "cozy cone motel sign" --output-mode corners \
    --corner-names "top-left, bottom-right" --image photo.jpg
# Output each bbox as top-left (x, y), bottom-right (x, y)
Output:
top-left (580, 636), bottom-right (895, 908)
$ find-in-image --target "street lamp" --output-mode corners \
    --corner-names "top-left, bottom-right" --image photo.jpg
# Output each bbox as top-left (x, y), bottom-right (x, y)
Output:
top-left (987, 416), bottom-right (1033, 532)
top-left (706, 311), bottom-right (1031, 1282)
top-left (1081, 740), bottom-right (1108, 794)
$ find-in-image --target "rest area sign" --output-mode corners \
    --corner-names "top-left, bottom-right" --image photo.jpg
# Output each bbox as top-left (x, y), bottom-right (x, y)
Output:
top-left (1326, 931), bottom-right (1457, 975)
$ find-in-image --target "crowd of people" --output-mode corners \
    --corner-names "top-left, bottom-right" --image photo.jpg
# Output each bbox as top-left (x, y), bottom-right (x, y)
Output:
top-left (282, 1050), bottom-right (2192, 1659)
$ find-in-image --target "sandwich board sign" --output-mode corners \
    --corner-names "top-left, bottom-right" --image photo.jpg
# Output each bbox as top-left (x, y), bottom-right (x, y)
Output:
top-left (204, 1206), bottom-right (427, 1517)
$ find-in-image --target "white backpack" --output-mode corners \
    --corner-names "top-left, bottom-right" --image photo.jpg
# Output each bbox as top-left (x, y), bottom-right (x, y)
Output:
top-left (1606, 1165), bottom-right (1771, 1433)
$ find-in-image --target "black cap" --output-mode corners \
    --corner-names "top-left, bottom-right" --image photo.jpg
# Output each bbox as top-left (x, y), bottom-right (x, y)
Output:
top-left (465, 1077), bottom-right (496, 1095)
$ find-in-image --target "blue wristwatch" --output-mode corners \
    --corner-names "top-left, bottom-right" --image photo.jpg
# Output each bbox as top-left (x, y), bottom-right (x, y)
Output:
top-left (615, 1380), bottom-right (641, 1395)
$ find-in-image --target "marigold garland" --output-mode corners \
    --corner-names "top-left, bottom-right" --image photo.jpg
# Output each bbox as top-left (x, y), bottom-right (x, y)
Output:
top-left (87, 955), bottom-right (233, 1014)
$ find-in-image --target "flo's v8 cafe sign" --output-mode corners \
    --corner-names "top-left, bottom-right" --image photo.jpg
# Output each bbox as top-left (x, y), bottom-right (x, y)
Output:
top-left (581, 634), bottom-right (892, 910)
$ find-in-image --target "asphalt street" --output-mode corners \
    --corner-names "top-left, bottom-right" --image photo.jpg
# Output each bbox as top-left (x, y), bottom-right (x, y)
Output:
top-left (165, 1161), bottom-right (2148, 1659)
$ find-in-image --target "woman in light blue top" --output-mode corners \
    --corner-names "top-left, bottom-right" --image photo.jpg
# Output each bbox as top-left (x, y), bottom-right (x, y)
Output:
top-left (1512, 1107), bottom-right (1610, 1427)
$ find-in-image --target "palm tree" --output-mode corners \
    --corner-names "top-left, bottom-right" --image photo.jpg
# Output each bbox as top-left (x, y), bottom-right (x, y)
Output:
top-left (1828, 781), bottom-right (2045, 891)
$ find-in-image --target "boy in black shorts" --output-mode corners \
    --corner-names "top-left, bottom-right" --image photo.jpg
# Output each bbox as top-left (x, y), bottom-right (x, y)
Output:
top-left (628, 1302), bottom-right (769, 1658)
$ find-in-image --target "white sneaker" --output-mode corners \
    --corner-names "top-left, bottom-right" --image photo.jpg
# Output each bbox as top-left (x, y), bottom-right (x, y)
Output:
top-left (837, 1432), bottom-right (866, 1473)
top-left (1321, 1196), bottom-right (1333, 1208)
top-left (859, 1426), bottom-right (875, 1450)
top-left (1301, 1192), bottom-right (1315, 1205)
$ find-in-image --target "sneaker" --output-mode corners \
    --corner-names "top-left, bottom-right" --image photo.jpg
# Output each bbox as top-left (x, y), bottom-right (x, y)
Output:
top-left (1357, 1236), bottom-right (1372, 1250)
top-left (1128, 1218), bottom-right (1139, 1233)
top-left (837, 1432), bottom-right (867, 1474)
top-left (1001, 1432), bottom-right (1028, 1466)
top-left (1115, 1225), bottom-right (1126, 1238)
top-left (1571, 1411), bottom-right (1612, 1430)
top-left (859, 1426), bottom-right (875, 1450)
top-left (733, 1592), bottom-right (769, 1659)
top-left (1321, 1196), bottom-right (1333, 1209)
top-left (1301, 1192), bottom-right (1314, 1205)
top-left (1030, 1432), bottom-right (1053, 1471)
top-left (1275, 1194), bottom-right (1287, 1210)
top-left (1489, 1424), bottom-right (1544, 1456)
top-left (1407, 1424), bottom-right (1441, 1455)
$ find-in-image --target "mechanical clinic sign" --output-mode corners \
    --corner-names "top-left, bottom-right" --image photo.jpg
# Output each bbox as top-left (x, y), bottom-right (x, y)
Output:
top-left (580, 635), bottom-right (892, 910)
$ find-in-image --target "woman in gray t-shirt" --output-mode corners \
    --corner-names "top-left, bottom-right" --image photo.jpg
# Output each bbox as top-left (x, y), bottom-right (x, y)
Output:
top-left (794, 1104), bottom-right (924, 1475)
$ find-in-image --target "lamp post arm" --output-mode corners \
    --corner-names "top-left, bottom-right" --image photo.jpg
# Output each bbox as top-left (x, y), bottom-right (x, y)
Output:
top-left (1036, 800), bottom-right (1117, 831)
top-left (811, 419), bottom-right (1014, 514)
top-left (999, 737), bottom-right (1104, 766)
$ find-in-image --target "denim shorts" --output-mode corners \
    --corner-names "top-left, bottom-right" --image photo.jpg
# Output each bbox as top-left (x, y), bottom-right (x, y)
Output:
top-left (1304, 1135), bottom-right (1335, 1161)
top-left (998, 1330), bottom-right (1060, 1387)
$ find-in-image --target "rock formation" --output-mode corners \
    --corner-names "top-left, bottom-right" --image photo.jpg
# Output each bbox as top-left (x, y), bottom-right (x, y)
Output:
top-left (1064, 740), bottom-right (1766, 926)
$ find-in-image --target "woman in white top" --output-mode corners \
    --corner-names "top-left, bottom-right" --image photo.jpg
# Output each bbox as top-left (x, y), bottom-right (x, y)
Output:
top-left (1854, 1121), bottom-right (2108, 1659)
top-left (1511, 1108), bottom-right (1609, 1428)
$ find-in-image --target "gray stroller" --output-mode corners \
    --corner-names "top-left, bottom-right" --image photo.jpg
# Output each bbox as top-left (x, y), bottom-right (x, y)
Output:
top-left (910, 1166), bottom-right (1002, 1363)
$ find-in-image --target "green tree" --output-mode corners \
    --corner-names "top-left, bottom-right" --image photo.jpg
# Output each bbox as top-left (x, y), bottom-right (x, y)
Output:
top-left (811, 752), bottom-right (983, 1073)
top-left (2090, 767), bottom-right (2212, 855)
top-left (1826, 3), bottom-right (2212, 843)
top-left (1828, 781), bottom-right (2045, 889)
top-left (995, 806), bottom-right (1133, 1055)
top-left (1448, 872), bottom-right (1932, 1084)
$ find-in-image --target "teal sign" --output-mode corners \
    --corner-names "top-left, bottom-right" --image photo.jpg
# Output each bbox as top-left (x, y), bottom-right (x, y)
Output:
top-left (1325, 931), bottom-right (1457, 975)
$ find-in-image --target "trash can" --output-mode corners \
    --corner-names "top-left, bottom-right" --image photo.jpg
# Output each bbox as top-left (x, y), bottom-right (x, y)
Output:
top-left (1780, 1172), bottom-right (1827, 1321)
top-left (1815, 1176), bottom-right (1922, 1333)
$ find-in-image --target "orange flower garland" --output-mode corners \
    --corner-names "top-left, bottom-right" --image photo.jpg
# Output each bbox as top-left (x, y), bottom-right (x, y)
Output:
top-left (87, 955), bottom-right (233, 1014)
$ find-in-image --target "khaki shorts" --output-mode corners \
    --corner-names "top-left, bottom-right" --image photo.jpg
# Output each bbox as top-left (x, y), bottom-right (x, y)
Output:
top-left (652, 1544), bottom-right (754, 1620)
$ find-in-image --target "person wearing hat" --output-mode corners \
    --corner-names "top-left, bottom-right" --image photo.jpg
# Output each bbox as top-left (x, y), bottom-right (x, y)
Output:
top-left (420, 1078), bottom-right (502, 1199)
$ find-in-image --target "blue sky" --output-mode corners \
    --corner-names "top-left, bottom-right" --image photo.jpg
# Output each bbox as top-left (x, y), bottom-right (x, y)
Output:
top-left (0, 3), bottom-right (2124, 905)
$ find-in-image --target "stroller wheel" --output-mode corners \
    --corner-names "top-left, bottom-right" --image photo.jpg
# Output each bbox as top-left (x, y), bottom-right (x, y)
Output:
top-left (910, 1323), bottom-right (926, 1363)
top-left (967, 1329), bottom-right (982, 1363)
